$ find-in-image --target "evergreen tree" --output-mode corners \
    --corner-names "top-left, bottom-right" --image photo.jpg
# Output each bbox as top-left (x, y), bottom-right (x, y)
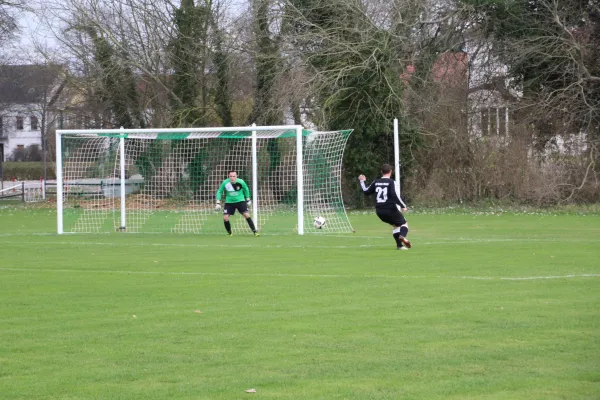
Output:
top-left (213, 27), bottom-right (233, 127)
top-left (249, 0), bottom-right (283, 125)
top-left (171, 0), bottom-right (212, 126)
top-left (286, 0), bottom-right (421, 203)
top-left (83, 26), bottom-right (145, 128)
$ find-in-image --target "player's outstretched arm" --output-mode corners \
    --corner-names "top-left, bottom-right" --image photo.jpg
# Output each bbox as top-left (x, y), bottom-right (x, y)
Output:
top-left (358, 174), bottom-right (375, 195)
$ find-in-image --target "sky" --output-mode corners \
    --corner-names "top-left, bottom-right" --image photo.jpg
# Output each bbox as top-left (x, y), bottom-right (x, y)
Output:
top-left (3, 3), bottom-right (54, 63)
top-left (6, 0), bottom-right (248, 63)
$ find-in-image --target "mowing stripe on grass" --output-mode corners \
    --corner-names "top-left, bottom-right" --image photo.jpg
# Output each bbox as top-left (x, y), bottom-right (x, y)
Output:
top-left (1, 267), bottom-right (597, 281)
top-left (0, 237), bottom-right (596, 250)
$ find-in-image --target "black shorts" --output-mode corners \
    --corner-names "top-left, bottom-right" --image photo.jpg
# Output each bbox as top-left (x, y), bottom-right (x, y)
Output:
top-left (224, 201), bottom-right (248, 216)
top-left (376, 208), bottom-right (407, 226)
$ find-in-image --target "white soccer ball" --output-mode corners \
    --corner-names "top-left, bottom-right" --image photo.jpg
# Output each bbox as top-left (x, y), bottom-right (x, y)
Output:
top-left (313, 216), bottom-right (326, 229)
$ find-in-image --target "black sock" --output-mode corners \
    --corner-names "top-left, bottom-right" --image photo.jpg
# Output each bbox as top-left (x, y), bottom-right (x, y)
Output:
top-left (246, 217), bottom-right (257, 232)
top-left (393, 232), bottom-right (403, 247)
top-left (224, 220), bottom-right (231, 234)
top-left (400, 226), bottom-right (408, 237)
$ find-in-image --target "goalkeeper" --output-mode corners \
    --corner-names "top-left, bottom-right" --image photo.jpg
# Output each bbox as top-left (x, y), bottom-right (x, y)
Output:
top-left (215, 170), bottom-right (259, 236)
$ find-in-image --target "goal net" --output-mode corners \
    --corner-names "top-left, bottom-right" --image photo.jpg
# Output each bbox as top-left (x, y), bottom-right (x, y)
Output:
top-left (56, 125), bottom-right (354, 235)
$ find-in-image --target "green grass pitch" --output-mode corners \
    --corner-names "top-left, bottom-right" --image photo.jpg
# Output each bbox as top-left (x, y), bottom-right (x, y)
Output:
top-left (0, 205), bottom-right (599, 399)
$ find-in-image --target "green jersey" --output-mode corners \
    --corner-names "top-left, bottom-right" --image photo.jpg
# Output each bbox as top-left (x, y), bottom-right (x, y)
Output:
top-left (216, 179), bottom-right (250, 204)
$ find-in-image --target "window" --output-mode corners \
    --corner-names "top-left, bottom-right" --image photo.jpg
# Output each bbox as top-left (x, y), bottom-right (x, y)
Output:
top-left (480, 109), bottom-right (489, 136)
top-left (490, 108), bottom-right (498, 135)
top-left (480, 107), bottom-right (509, 136)
top-left (16, 116), bottom-right (24, 130)
top-left (31, 116), bottom-right (38, 130)
top-left (498, 108), bottom-right (507, 136)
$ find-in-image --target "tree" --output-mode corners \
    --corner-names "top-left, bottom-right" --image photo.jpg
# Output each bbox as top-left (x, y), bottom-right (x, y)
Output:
top-left (170, 0), bottom-right (214, 126)
top-left (461, 0), bottom-right (599, 134)
top-left (0, 0), bottom-right (26, 44)
top-left (213, 26), bottom-right (234, 126)
top-left (80, 25), bottom-right (146, 128)
top-left (248, 0), bottom-right (283, 125)
top-left (39, 0), bottom-right (185, 128)
top-left (457, 0), bottom-right (600, 201)
top-left (284, 0), bottom-right (421, 203)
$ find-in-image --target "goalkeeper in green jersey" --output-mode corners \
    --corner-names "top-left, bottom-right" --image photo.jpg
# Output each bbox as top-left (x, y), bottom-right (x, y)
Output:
top-left (215, 170), bottom-right (259, 236)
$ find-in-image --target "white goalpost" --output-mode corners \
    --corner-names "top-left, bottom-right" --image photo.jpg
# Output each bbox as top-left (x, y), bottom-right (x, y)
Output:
top-left (56, 125), bottom-right (354, 235)
top-left (393, 118), bottom-right (401, 197)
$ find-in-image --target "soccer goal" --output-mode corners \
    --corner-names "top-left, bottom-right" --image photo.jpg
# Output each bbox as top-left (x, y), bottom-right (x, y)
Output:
top-left (56, 125), bottom-right (354, 235)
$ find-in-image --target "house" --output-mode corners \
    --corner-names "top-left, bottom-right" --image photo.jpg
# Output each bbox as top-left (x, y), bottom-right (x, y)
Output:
top-left (400, 48), bottom-right (517, 139)
top-left (463, 42), bottom-right (520, 139)
top-left (0, 64), bottom-right (66, 161)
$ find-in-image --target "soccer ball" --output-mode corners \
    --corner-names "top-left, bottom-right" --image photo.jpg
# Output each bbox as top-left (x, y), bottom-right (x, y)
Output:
top-left (313, 216), bottom-right (326, 229)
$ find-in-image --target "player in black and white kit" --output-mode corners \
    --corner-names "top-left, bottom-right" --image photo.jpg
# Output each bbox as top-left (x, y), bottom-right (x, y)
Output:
top-left (359, 164), bottom-right (412, 250)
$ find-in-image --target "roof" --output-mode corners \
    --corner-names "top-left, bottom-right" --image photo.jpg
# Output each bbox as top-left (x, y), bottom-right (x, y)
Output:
top-left (431, 52), bottom-right (468, 85)
top-left (401, 52), bottom-right (469, 87)
top-left (0, 64), bottom-right (64, 104)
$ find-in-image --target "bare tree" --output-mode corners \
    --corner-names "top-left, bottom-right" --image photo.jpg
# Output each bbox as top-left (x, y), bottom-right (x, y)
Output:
top-left (37, 0), bottom-right (182, 127)
top-left (0, 0), bottom-right (27, 43)
top-left (18, 0), bottom-right (598, 205)
top-left (457, 0), bottom-right (600, 203)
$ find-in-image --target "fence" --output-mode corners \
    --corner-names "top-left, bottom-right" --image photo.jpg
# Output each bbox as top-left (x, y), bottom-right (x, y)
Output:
top-left (0, 180), bottom-right (56, 202)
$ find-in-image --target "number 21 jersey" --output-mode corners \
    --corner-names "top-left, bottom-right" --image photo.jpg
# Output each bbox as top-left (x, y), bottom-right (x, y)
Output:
top-left (360, 177), bottom-right (407, 210)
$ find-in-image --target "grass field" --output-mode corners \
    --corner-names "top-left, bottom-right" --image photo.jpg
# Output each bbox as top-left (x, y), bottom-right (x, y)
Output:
top-left (1, 204), bottom-right (599, 399)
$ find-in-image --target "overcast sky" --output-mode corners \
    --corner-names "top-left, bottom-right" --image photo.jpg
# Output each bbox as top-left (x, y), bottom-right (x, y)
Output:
top-left (3, 2), bottom-right (54, 63)
top-left (5, 0), bottom-right (248, 64)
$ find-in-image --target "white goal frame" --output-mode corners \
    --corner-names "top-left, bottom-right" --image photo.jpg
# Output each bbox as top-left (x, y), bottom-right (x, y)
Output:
top-left (56, 125), bottom-right (352, 235)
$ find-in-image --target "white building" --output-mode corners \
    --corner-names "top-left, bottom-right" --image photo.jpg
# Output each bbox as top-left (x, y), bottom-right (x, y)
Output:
top-left (464, 41), bottom-right (521, 139)
top-left (0, 65), bottom-right (65, 161)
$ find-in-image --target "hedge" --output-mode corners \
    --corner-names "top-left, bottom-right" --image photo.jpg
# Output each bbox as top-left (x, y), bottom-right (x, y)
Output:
top-left (1, 162), bottom-right (56, 180)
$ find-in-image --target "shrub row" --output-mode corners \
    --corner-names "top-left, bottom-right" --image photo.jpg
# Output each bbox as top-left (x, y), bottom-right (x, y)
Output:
top-left (1, 162), bottom-right (56, 180)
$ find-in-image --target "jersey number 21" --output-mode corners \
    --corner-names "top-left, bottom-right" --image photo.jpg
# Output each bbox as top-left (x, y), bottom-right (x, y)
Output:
top-left (375, 187), bottom-right (388, 203)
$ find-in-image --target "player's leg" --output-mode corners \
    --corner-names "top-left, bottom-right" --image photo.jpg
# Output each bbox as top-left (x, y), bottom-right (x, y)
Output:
top-left (243, 213), bottom-right (259, 236)
top-left (376, 210), bottom-right (401, 249)
top-left (241, 203), bottom-right (259, 236)
top-left (223, 205), bottom-right (234, 235)
top-left (391, 226), bottom-right (405, 249)
top-left (391, 211), bottom-right (411, 249)
top-left (399, 222), bottom-right (410, 248)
